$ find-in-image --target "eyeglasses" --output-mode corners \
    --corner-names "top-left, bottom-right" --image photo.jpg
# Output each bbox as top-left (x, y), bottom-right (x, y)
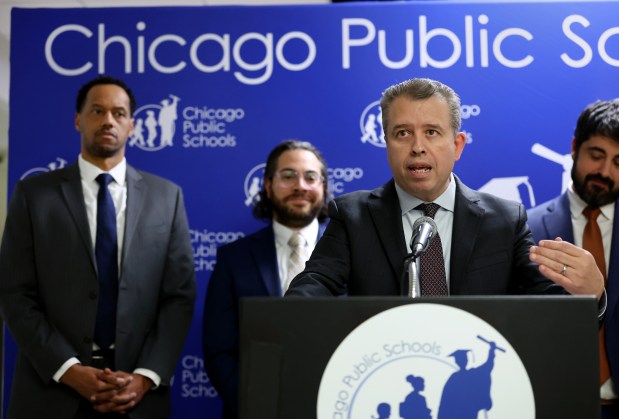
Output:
top-left (272, 169), bottom-right (324, 189)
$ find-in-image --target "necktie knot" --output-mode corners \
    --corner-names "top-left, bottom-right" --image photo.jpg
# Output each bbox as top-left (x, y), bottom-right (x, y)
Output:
top-left (419, 203), bottom-right (441, 219)
top-left (583, 205), bottom-right (601, 221)
top-left (96, 173), bottom-right (114, 188)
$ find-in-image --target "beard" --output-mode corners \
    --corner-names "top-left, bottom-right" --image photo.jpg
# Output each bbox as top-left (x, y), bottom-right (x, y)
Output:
top-left (572, 165), bottom-right (619, 207)
top-left (270, 192), bottom-right (323, 229)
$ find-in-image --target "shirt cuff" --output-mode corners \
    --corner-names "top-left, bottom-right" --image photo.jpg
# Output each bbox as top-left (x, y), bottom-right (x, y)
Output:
top-left (134, 368), bottom-right (161, 389)
top-left (598, 288), bottom-right (607, 319)
top-left (53, 357), bottom-right (80, 383)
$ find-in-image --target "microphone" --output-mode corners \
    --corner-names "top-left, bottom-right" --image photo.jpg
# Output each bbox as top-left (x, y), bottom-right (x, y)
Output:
top-left (410, 216), bottom-right (437, 257)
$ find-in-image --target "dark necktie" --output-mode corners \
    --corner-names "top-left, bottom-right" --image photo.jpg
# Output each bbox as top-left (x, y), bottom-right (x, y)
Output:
top-left (94, 173), bottom-right (118, 349)
top-left (418, 203), bottom-right (448, 296)
top-left (582, 206), bottom-right (610, 385)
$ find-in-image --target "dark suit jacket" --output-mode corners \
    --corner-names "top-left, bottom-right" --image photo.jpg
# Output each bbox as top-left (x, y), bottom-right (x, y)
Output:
top-left (0, 163), bottom-right (196, 419)
top-left (286, 177), bottom-right (562, 297)
top-left (202, 224), bottom-right (324, 418)
top-left (527, 192), bottom-right (619, 385)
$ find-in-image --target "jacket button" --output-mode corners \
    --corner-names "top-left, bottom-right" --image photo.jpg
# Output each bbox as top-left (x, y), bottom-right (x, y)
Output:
top-left (89, 291), bottom-right (97, 300)
top-left (83, 336), bottom-right (92, 344)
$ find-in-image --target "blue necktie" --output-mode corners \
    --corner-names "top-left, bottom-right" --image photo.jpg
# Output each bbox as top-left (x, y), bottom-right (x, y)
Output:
top-left (94, 173), bottom-right (118, 349)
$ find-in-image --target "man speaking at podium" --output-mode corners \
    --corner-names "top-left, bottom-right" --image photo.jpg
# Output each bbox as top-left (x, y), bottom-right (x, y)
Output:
top-left (286, 78), bottom-right (604, 310)
top-left (528, 99), bottom-right (619, 417)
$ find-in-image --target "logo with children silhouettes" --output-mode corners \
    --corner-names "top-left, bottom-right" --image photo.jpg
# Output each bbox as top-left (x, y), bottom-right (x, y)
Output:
top-left (129, 94), bottom-right (181, 151)
top-left (359, 100), bottom-right (386, 148)
top-left (317, 304), bottom-right (534, 419)
top-left (244, 163), bottom-right (266, 207)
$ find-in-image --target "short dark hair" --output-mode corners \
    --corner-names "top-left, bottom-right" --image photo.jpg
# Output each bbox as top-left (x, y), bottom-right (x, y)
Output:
top-left (75, 75), bottom-right (137, 116)
top-left (252, 140), bottom-right (330, 223)
top-left (380, 78), bottom-right (461, 137)
top-left (573, 99), bottom-right (619, 151)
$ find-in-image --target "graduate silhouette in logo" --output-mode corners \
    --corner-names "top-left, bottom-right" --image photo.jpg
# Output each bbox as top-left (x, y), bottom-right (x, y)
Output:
top-left (438, 336), bottom-right (505, 419)
top-left (399, 374), bottom-right (432, 419)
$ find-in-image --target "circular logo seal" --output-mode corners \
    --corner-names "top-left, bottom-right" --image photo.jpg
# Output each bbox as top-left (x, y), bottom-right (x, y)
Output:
top-left (359, 100), bottom-right (385, 148)
top-left (317, 303), bottom-right (534, 419)
top-left (244, 163), bottom-right (266, 207)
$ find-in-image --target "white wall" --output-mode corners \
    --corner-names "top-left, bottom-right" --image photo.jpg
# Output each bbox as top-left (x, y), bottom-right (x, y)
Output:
top-left (0, 0), bottom-right (328, 237)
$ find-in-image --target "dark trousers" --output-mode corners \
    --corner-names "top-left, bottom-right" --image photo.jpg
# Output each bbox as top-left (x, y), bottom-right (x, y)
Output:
top-left (602, 402), bottom-right (619, 419)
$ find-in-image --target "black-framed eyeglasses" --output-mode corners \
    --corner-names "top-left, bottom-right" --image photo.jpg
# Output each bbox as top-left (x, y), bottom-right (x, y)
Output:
top-left (272, 169), bottom-right (324, 189)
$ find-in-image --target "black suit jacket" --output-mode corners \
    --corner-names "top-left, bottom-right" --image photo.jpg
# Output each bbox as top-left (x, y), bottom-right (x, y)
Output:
top-left (0, 163), bottom-right (196, 419)
top-left (203, 224), bottom-right (324, 418)
top-left (286, 177), bottom-right (561, 297)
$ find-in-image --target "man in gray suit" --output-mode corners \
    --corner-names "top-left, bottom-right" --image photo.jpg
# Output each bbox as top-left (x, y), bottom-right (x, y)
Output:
top-left (0, 76), bottom-right (196, 418)
top-left (286, 78), bottom-right (604, 303)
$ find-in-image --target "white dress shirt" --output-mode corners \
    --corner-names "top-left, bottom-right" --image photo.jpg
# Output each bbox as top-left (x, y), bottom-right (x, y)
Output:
top-left (273, 218), bottom-right (319, 293)
top-left (54, 156), bottom-right (160, 389)
top-left (395, 174), bottom-right (457, 292)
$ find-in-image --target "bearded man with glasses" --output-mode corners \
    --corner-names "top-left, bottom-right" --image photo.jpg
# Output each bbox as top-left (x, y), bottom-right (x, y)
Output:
top-left (202, 140), bottom-right (330, 419)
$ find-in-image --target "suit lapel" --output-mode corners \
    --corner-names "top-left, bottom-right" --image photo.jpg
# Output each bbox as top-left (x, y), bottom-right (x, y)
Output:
top-left (542, 193), bottom-right (574, 243)
top-left (122, 165), bottom-right (146, 274)
top-left (450, 178), bottom-right (484, 294)
top-left (60, 163), bottom-right (96, 271)
top-left (368, 180), bottom-right (407, 292)
top-left (249, 227), bottom-right (281, 296)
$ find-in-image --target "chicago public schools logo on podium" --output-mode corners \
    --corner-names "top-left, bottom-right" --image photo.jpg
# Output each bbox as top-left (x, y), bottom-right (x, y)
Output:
top-left (317, 304), bottom-right (534, 419)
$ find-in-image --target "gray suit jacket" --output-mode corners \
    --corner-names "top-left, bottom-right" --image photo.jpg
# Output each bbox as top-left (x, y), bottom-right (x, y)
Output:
top-left (0, 162), bottom-right (196, 419)
top-left (287, 177), bottom-right (562, 297)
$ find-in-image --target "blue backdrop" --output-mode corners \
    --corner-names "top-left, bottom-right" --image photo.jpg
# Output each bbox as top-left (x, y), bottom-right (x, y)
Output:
top-left (6, 1), bottom-right (619, 417)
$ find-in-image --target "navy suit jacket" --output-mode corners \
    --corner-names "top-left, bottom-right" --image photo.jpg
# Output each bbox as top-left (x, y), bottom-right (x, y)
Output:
top-left (528, 192), bottom-right (619, 385)
top-left (286, 177), bottom-right (562, 297)
top-left (0, 163), bottom-right (196, 419)
top-left (202, 223), bottom-right (325, 418)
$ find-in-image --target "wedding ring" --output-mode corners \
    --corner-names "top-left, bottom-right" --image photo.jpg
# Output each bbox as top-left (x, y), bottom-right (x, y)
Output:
top-left (561, 264), bottom-right (568, 276)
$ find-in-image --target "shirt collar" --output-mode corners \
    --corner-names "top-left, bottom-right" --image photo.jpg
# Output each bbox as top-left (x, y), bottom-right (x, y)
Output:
top-left (78, 154), bottom-right (127, 186)
top-left (395, 173), bottom-right (457, 214)
top-left (568, 182), bottom-right (615, 221)
top-left (272, 218), bottom-right (320, 247)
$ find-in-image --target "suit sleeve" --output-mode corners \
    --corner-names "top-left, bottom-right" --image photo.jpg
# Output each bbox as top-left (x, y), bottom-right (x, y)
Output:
top-left (514, 204), bottom-right (565, 295)
top-left (202, 246), bottom-right (241, 417)
top-left (134, 187), bottom-right (196, 384)
top-left (286, 199), bottom-right (349, 297)
top-left (0, 182), bottom-right (78, 382)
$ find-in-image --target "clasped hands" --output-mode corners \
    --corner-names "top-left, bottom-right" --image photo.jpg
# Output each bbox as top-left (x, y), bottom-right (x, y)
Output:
top-left (529, 237), bottom-right (604, 299)
top-left (61, 364), bottom-right (153, 413)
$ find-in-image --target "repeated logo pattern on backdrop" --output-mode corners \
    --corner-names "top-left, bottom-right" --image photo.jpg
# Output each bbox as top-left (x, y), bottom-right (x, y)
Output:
top-left (8, 2), bottom-right (619, 418)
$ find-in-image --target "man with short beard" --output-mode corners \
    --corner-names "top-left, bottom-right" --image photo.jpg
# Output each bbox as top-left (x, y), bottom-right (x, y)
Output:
top-left (202, 140), bottom-right (330, 419)
top-left (528, 99), bottom-right (619, 418)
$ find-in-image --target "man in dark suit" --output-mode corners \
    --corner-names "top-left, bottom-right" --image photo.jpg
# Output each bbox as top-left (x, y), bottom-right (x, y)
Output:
top-left (202, 140), bottom-right (329, 418)
top-left (0, 76), bottom-right (196, 418)
top-left (528, 100), bottom-right (619, 417)
top-left (286, 78), bottom-right (603, 306)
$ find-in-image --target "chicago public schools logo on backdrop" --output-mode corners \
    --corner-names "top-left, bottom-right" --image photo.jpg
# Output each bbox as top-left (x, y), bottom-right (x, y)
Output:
top-left (244, 163), bottom-right (266, 207)
top-left (129, 94), bottom-right (180, 151)
top-left (360, 101), bottom-right (385, 148)
top-left (20, 157), bottom-right (67, 180)
top-left (317, 304), bottom-right (534, 419)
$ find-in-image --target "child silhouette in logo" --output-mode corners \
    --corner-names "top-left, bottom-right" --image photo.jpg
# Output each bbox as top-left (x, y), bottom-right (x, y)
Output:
top-left (372, 402), bottom-right (391, 419)
top-left (399, 374), bottom-right (431, 419)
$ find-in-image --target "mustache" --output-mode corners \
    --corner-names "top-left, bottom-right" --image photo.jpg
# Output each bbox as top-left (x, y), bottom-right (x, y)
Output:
top-left (585, 173), bottom-right (614, 189)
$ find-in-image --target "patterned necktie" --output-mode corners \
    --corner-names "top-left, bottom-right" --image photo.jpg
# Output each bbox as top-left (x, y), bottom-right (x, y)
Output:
top-left (583, 206), bottom-right (610, 385)
top-left (94, 173), bottom-right (119, 349)
top-left (285, 232), bottom-right (308, 292)
top-left (418, 203), bottom-right (448, 296)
